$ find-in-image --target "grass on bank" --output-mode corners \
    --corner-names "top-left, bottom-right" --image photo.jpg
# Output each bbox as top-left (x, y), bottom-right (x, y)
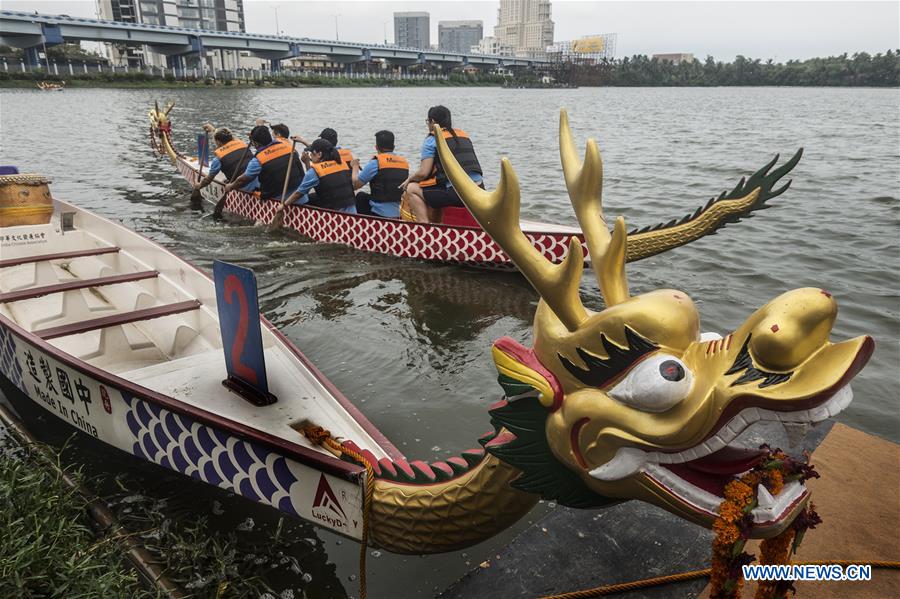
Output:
top-left (0, 434), bottom-right (340, 599)
top-left (0, 446), bottom-right (154, 599)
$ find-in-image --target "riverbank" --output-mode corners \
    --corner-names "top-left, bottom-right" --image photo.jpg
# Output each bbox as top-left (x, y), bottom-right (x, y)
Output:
top-left (0, 429), bottom-right (154, 598)
top-left (0, 71), bottom-right (515, 89)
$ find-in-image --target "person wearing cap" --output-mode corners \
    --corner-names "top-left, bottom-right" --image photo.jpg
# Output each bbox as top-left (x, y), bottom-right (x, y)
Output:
top-left (317, 128), bottom-right (354, 165)
top-left (193, 126), bottom-right (258, 193)
top-left (350, 130), bottom-right (408, 218)
top-left (282, 138), bottom-right (356, 213)
top-left (225, 125), bottom-right (303, 201)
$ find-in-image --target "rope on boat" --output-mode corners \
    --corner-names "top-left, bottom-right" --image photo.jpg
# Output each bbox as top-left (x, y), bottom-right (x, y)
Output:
top-left (0, 402), bottom-right (187, 599)
top-left (301, 425), bottom-right (375, 599)
top-left (540, 560), bottom-right (900, 598)
top-left (0, 173), bottom-right (53, 185)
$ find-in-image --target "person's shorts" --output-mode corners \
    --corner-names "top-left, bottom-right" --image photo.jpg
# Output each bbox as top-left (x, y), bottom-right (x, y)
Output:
top-left (422, 187), bottom-right (464, 209)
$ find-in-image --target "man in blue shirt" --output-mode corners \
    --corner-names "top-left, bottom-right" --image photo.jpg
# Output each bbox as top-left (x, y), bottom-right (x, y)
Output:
top-left (224, 126), bottom-right (303, 201)
top-left (192, 126), bottom-right (258, 193)
top-left (350, 130), bottom-right (409, 218)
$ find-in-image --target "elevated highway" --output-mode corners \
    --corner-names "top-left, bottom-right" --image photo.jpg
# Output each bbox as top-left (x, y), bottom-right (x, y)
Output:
top-left (0, 10), bottom-right (546, 70)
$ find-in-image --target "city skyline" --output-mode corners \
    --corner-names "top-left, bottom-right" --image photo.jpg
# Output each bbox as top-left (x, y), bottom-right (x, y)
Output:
top-left (3, 1), bottom-right (898, 61)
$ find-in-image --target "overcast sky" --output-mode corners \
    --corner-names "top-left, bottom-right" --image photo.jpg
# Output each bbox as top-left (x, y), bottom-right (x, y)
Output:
top-left (4, 1), bottom-right (898, 61)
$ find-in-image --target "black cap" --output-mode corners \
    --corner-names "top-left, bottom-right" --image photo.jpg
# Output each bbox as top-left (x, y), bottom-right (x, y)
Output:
top-left (319, 127), bottom-right (338, 145)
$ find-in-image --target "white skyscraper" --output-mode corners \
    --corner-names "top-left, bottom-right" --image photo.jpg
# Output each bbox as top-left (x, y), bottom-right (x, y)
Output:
top-left (494, 0), bottom-right (554, 58)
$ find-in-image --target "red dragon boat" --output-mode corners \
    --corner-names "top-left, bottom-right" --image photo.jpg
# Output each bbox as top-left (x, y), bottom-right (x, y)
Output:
top-left (148, 101), bottom-right (804, 269)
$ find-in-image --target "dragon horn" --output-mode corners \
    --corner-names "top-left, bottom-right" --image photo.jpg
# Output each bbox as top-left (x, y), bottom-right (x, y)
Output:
top-left (434, 125), bottom-right (588, 331)
top-left (164, 100), bottom-right (175, 115)
top-left (559, 109), bottom-right (629, 306)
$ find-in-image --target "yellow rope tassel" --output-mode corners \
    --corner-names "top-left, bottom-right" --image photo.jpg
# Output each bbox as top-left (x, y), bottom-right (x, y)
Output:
top-left (540, 560), bottom-right (900, 599)
top-left (301, 425), bottom-right (375, 599)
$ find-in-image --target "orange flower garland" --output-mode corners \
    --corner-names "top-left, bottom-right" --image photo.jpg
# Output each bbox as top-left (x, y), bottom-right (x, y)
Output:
top-left (709, 447), bottom-right (821, 599)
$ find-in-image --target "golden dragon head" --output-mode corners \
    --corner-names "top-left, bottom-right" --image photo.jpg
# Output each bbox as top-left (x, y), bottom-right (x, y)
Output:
top-left (435, 111), bottom-right (874, 539)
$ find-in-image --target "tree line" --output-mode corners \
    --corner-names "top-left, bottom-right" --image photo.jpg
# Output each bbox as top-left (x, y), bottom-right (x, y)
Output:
top-left (555, 50), bottom-right (899, 87)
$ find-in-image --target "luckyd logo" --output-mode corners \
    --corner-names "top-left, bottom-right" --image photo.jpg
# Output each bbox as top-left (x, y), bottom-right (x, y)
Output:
top-left (312, 474), bottom-right (347, 528)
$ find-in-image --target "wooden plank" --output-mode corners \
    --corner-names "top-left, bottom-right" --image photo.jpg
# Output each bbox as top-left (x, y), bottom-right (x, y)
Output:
top-left (0, 270), bottom-right (159, 303)
top-left (34, 300), bottom-right (202, 340)
top-left (0, 246), bottom-right (120, 269)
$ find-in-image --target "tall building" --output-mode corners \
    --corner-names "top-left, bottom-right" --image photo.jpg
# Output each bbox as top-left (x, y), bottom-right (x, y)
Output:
top-left (99, 0), bottom-right (246, 67)
top-left (494, 0), bottom-right (554, 58)
top-left (393, 11), bottom-right (430, 50)
top-left (438, 21), bottom-right (483, 54)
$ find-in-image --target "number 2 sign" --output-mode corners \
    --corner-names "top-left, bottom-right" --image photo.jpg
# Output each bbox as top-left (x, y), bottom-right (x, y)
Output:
top-left (213, 261), bottom-right (276, 405)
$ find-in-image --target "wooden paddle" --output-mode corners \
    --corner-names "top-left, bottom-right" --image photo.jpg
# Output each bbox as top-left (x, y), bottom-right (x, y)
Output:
top-left (266, 139), bottom-right (299, 232)
top-left (212, 140), bottom-right (252, 219)
top-left (189, 131), bottom-right (210, 206)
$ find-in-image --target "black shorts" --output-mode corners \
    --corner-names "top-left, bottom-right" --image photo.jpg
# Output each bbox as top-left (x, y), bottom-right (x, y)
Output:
top-left (422, 187), bottom-right (464, 209)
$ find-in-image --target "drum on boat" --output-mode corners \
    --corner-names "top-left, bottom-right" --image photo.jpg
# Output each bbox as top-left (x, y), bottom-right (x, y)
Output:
top-left (0, 173), bottom-right (54, 227)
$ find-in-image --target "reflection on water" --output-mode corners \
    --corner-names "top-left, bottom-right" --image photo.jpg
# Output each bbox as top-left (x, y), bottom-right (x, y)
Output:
top-left (1, 86), bottom-right (897, 597)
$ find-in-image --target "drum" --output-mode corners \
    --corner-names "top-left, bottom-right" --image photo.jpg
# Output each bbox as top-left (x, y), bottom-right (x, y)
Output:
top-left (0, 173), bottom-right (54, 226)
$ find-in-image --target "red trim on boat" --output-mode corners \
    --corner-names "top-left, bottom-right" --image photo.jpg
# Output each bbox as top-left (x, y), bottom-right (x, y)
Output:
top-left (0, 313), bottom-right (365, 481)
top-left (0, 270), bottom-right (159, 303)
top-left (12, 201), bottom-right (400, 473)
top-left (56, 199), bottom-right (404, 461)
top-left (34, 299), bottom-right (201, 340)
top-left (0, 246), bottom-right (120, 269)
top-left (263, 320), bottom-right (407, 462)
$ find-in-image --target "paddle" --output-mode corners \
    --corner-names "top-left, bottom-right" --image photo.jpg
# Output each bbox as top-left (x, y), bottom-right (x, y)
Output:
top-left (266, 139), bottom-right (299, 233)
top-left (189, 131), bottom-right (210, 206)
top-left (212, 139), bottom-right (253, 219)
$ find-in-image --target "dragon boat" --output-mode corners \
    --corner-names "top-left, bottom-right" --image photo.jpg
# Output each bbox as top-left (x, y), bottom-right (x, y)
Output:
top-left (149, 101), bottom-right (803, 270)
top-left (0, 109), bottom-right (873, 561)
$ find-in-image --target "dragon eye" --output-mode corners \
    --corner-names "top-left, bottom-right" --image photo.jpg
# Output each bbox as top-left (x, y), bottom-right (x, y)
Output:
top-left (608, 354), bottom-right (692, 412)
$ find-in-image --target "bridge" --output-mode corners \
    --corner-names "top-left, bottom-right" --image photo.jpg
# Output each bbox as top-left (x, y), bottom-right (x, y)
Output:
top-left (0, 10), bottom-right (547, 71)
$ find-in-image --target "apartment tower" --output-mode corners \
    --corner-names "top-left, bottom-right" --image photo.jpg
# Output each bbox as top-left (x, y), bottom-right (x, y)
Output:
top-left (494, 0), bottom-right (554, 58)
top-left (393, 12), bottom-right (430, 50)
top-left (438, 21), bottom-right (483, 54)
top-left (99, 0), bottom-right (246, 67)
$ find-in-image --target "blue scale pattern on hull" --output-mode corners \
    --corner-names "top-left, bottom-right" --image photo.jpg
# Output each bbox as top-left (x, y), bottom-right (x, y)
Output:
top-left (121, 392), bottom-right (303, 516)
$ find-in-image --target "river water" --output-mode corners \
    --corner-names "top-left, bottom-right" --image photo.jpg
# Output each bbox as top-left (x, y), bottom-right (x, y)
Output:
top-left (1, 86), bottom-right (898, 597)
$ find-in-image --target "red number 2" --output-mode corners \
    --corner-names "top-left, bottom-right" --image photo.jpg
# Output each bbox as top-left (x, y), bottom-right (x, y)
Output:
top-left (223, 274), bottom-right (258, 384)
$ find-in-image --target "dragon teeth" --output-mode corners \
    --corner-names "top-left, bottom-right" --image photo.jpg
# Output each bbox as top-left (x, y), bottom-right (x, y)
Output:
top-left (589, 447), bottom-right (647, 481)
top-left (590, 385), bottom-right (854, 479)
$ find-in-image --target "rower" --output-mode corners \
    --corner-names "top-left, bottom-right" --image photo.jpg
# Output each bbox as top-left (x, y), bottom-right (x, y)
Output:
top-left (351, 130), bottom-right (408, 218)
top-left (318, 128), bottom-right (355, 165)
top-left (193, 127), bottom-right (257, 193)
top-left (401, 105), bottom-right (483, 223)
top-left (283, 139), bottom-right (356, 213)
top-left (224, 125), bottom-right (303, 201)
top-left (271, 123), bottom-right (291, 144)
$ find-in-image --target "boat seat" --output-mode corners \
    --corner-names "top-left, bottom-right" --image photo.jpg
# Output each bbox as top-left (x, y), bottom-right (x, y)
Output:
top-left (0, 246), bottom-right (120, 269)
top-left (441, 207), bottom-right (479, 228)
top-left (0, 271), bottom-right (158, 303)
top-left (33, 300), bottom-right (202, 340)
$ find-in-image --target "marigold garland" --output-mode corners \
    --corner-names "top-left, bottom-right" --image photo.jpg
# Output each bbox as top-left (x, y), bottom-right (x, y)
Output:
top-left (709, 446), bottom-right (821, 599)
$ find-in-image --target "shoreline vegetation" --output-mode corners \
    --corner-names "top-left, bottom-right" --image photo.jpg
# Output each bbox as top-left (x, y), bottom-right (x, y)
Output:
top-left (1, 50), bottom-right (896, 88)
top-left (0, 423), bottom-right (332, 598)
